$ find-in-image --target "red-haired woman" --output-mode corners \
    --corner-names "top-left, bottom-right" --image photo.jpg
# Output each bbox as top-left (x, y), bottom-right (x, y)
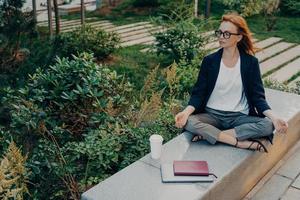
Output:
top-left (175, 14), bottom-right (288, 152)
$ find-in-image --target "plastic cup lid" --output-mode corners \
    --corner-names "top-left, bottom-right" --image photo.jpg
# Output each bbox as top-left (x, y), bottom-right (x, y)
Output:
top-left (149, 134), bottom-right (163, 142)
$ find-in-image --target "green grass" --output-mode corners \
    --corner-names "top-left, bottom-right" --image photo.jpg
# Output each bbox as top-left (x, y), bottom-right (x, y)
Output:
top-left (108, 45), bottom-right (171, 90)
top-left (247, 15), bottom-right (300, 43)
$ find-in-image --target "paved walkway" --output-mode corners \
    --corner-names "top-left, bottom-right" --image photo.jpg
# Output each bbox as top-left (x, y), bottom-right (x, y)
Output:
top-left (244, 140), bottom-right (300, 200)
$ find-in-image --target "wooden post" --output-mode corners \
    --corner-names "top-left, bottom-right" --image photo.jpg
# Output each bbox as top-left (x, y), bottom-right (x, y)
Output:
top-left (81, 0), bottom-right (85, 26)
top-left (47, 0), bottom-right (53, 36)
top-left (205, 0), bottom-right (211, 19)
top-left (53, 0), bottom-right (60, 34)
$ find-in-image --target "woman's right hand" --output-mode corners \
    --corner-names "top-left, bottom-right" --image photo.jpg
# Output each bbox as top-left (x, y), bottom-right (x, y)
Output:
top-left (175, 111), bottom-right (189, 128)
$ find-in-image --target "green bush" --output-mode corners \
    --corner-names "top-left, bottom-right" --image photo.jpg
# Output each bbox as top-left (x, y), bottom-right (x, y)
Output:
top-left (154, 20), bottom-right (207, 65)
top-left (53, 25), bottom-right (120, 60)
top-left (1, 53), bottom-right (180, 199)
top-left (0, 0), bottom-right (36, 74)
top-left (2, 53), bottom-right (133, 198)
top-left (217, 0), bottom-right (265, 17)
top-left (132, 0), bottom-right (160, 7)
top-left (264, 79), bottom-right (300, 95)
top-left (280, 0), bottom-right (300, 15)
top-left (156, 0), bottom-right (194, 21)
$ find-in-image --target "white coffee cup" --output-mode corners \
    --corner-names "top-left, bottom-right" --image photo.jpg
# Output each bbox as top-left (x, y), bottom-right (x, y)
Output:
top-left (149, 134), bottom-right (163, 159)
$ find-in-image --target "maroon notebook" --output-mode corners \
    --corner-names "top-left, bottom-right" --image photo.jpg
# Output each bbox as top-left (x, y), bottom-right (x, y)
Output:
top-left (173, 160), bottom-right (209, 176)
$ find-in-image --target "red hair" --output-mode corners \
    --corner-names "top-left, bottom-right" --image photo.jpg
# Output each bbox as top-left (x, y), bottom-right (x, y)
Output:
top-left (221, 13), bottom-right (257, 55)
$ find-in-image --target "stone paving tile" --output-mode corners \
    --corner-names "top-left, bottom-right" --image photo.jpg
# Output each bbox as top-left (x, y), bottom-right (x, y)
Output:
top-left (106, 22), bottom-right (150, 32)
top-left (267, 57), bottom-right (300, 83)
top-left (121, 36), bottom-right (155, 47)
top-left (113, 24), bottom-right (154, 34)
top-left (260, 45), bottom-right (300, 75)
top-left (121, 28), bottom-right (164, 42)
top-left (276, 143), bottom-right (300, 179)
top-left (255, 37), bottom-right (283, 49)
top-left (251, 174), bottom-right (292, 200)
top-left (63, 24), bottom-right (114, 32)
top-left (119, 26), bottom-right (164, 38)
top-left (255, 42), bottom-right (295, 62)
top-left (61, 21), bottom-right (112, 29)
top-left (244, 141), bottom-right (300, 200)
top-left (292, 175), bottom-right (300, 189)
top-left (38, 17), bottom-right (99, 26)
top-left (281, 187), bottom-right (300, 200)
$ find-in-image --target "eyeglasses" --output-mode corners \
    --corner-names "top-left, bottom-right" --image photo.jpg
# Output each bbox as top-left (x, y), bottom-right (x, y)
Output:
top-left (214, 30), bottom-right (240, 39)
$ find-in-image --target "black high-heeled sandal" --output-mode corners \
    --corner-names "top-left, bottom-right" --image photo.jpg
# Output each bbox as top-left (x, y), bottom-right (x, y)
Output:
top-left (191, 135), bottom-right (203, 142)
top-left (248, 139), bottom-right (268, 153)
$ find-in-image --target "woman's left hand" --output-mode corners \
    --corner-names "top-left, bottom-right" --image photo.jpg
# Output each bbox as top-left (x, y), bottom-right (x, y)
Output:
top-left (272, 118), bottom-right (288, 134)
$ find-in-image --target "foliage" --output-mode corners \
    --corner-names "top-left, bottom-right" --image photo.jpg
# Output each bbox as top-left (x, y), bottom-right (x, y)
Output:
top-left (280, 0), bottom-right (300, 16)
top-left (154, 20), bottom-right (207, 65)
top-left (0, 0), bottom-right (36, 74)
top-left (2, 53), bottom-right (133, 198)
top-left (262, 0), bottom-right (280, 31)
top-left (0, 141), bottom-right (29, 200)
top-left (218, 0), bottom-right (265, 17)
top-left (1, 53), bottom-right (181, 199)
top-left (216, 0), bottom-right (280, 31)
top-left (53, 25), bottom-right (120, 60)
top-left (264, 79), bottom-right (300, 95)
top-left (132, 0), bottom-right (160, 7)
top-left (157, 0), bottom-right (194, 21)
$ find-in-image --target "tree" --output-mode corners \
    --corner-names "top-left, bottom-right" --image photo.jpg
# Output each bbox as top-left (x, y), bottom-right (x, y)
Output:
top-left (0, 0), bottom-right (35, 73)
top-left (205, 0), bottom-right (211, 18)
top-left (81, 0), bottom-right (85, 25)
top-left (47, 0), bottom-right (53, 36)
top-left (194, 0), bottom-right (198, 17)
top-left (53, 0), bottom-right (60, 34)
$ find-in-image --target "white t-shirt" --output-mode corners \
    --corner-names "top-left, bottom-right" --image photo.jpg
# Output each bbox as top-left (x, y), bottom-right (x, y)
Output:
top-left (206, 56), bottom-right (249, 114)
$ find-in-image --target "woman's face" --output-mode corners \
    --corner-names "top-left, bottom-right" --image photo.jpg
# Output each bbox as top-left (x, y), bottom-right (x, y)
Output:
top-left (217, 21), bottom-right (242, 48)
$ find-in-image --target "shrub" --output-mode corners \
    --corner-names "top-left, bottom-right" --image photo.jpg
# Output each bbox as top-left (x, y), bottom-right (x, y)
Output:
top-left (2, 53), bottom-right (133, 198)
top-left (280, 0), bottom-right (300, 15)
top-left (262, 0), bottom-right (280, 31)
top-left (132, 0), bottom-right (160, 7)
top-left (0, 141), bottom-right (29, 200)
top-left (264, 79), bottom-right (300, 95)
top-left (53, 25), bottom-right (120, 60)
top-left (0, 0), bottom-right (36, 74)
top-left (1, 52), bottom-right (184, 199)
top-left (154, 20), bottom-right (207, 65)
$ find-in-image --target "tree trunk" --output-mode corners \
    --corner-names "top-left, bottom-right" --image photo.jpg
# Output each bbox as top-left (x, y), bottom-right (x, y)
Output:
top-left (32, 0), bottom-right (37, 25)
top-left (53, 0), bottom-right (60, 34)
top-left (81, 0), bottom-right (85, 26)
top-left (194, 0), bottom-right (198, 18)
top-left (47, 0), bottom-right (53, 36)
top-left (205, 0), bottom-right (211, 19)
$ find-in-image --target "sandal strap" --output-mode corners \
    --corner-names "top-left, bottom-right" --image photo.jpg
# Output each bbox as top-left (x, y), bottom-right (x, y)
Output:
top-left (235, 139), bottom-right (239, 147)
top-left (251, 139), bottom-right (268, 153)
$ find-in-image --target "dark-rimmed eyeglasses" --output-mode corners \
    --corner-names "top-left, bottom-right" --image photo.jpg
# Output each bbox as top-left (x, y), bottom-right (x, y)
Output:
top-left (214, 30), bottom-right (240, 39)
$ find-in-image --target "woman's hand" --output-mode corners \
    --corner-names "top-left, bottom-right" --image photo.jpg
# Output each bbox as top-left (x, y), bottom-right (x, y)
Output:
top-left (175, 111), bottom-right (189, 128)
top-left (272, 118), bottom-right (288, 134)
top-left (263, 109), bottom-right (288, 134)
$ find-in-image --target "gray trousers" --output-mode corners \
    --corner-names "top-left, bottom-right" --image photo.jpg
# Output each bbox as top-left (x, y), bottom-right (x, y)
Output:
top-left (184, 107), bottom-right (275, 145)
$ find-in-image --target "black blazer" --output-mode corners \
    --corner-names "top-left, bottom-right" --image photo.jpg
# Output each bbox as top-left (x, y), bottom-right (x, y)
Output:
top-left (188, 47), bottom-right (271, 117)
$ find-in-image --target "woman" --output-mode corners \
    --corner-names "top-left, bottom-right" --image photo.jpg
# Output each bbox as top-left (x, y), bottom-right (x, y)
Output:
top-left (175, 14), bottom-right (288, 152)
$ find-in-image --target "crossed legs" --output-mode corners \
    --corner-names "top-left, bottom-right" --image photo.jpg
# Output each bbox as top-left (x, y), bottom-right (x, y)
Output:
top-left (185, 113), bottom-right (273, 152)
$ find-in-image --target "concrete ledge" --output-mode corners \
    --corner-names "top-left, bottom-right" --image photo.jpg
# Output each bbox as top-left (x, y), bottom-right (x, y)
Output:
top-left (82, 89), bottom-right (300, 200)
